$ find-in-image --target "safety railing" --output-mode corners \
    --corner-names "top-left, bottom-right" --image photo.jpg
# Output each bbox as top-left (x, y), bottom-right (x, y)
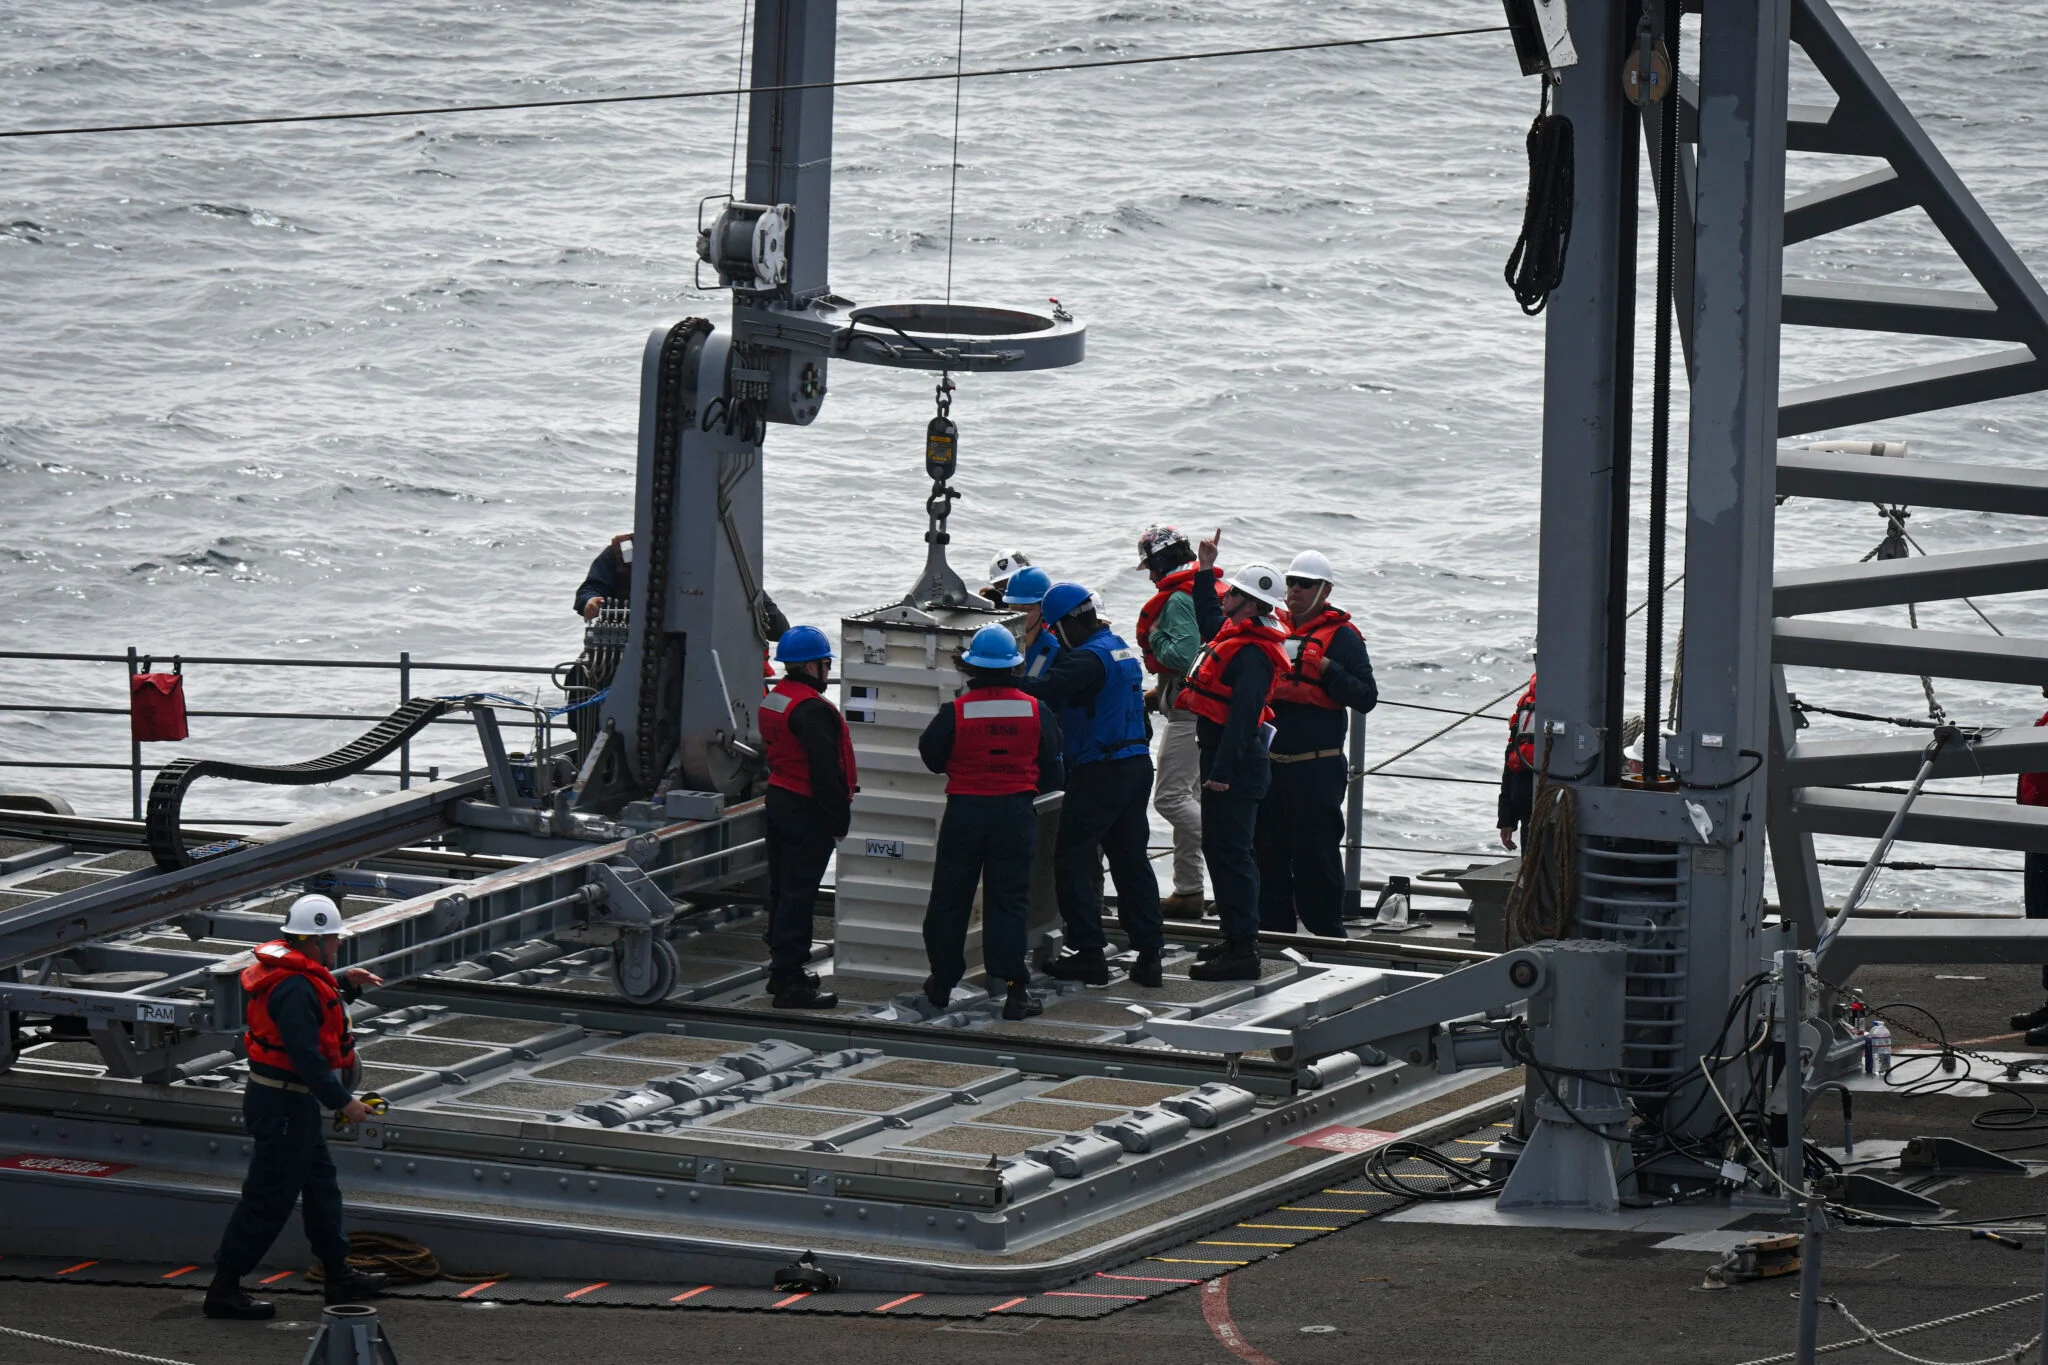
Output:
top-left (0, 648), bottom-right (560, 821)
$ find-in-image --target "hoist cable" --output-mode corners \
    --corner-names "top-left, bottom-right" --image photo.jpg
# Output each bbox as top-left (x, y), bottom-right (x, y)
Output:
top-left (0, 25), bottom-right (1507, 141)
top-left (943, 0), bottom-right (967, 311)
top-left (1641, 3), bottom-right (1680, 783)
top-left (727, 0), bottom-right (752, 195)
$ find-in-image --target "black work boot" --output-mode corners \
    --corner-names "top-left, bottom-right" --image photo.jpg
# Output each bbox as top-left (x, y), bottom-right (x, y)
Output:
top-left (1189, 943), bottom-right (1262, 982)
top-left (323, 1265), bottom-right (390, 1305)
top-left (1043, 948), bottom-right (1109, 986)
top-left (1129, 949), bottom-right (1163, 989)
top-left (1002, 981), bottom-right (1043, 1021)
top-left (770, 971), bottom-right (839, 1010)
top-left (2013, 1001), bottom-right (2048, 1032)
top-left (922, 976), bottom-right (953, 1011)
top-left (1194, 940), bottom-right (1227, 963)
top-left (2028, 1024), bottom-right (2048, 1049)
top-left (202, 1272), bottom-right (276, 1321)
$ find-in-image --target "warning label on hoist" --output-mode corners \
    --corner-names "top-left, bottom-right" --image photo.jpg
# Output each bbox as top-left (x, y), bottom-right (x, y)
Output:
top-left (0, 1154), bottom-right (134, 1177)
top-left (1286, 1126), bottom-right (1400, 1154)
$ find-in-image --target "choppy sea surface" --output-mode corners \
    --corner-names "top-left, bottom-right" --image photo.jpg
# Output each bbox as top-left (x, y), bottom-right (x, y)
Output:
top-left (4, 0), bottom-right (2047, 916)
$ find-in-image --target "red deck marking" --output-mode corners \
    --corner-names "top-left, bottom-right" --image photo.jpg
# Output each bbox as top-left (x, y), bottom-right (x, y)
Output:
top-left (161, 1266), bottom-right (199, 1281)
top-left (874, 1293), bottom-right (924, 1312)
top-left (1202, 1278), bottom-right (1280, 1365)
top-left (564, 1282), bottom-right (609, 1301)
top-left (772, 1292), bottom-right (812, 1308)
top-left (1095, 1273), bottom-right (1200, 1284)
top-left (1043, 1291), bottom-right (1146, 1300)
top-left (456, 1281), bottom-right (502, 1299)
top-left (0, 1155), bottom-right (132, 1178)
top-left (988, 1296), bottom-right (1029, 1313)
top-left (668, 1285), bottom-right (714, 1303)
top-left (260, 1271), bottom-right (296, 1285)
top-left (55, 1261), bottom-right (98, 1276)
top-left (1287, 1124), bottom-right (1400, 1154)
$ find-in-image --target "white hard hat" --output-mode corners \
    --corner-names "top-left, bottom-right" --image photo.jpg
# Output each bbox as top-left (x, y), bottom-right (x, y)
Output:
top-left (1224, 562), bottom-right (1286, 609)
top-left (282, 893), bottom-right (343, 936)
top-left (985, 550), bottom-right (1031, 590)
top-left (1286, 550), bottom-right (1336, 585)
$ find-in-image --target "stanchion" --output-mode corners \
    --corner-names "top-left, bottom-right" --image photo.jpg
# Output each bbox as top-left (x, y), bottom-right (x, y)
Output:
top-left (302, 1304), bottom-right (399, 1365)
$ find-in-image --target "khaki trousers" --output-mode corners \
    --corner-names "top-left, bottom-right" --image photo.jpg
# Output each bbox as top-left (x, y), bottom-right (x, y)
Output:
top-left (1152, 710), bottom-right (1205, 897)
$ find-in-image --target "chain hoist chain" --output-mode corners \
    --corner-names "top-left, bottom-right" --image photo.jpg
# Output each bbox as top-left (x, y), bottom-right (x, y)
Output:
top-left (637, 318), bottom-right (711, 784)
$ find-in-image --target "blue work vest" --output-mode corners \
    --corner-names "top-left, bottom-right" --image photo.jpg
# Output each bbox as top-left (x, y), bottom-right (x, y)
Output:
top-left (1064, 629), bottom-right (1149, 767)
top-left (1022, 628), bottom-right (1060, 681)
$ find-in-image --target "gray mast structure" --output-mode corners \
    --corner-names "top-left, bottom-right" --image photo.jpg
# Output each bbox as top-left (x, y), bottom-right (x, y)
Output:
top-left (584, 0), bottom-right (1081, 813)
top-left (1536, 0), bottom-right (2048, 1156)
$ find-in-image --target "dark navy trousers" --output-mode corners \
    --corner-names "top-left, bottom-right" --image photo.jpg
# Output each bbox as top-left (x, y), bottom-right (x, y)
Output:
top-left (924, 792), bottom-right (1037, 990)
top-left (765, 792), bottom-right (837, 979)
top-left (1255, 755), bottom-right (1349, 937)
top-left (1054, 755), bottom-right (1163, 954)
top-left (213, 1083), bottom-right (350, 1278)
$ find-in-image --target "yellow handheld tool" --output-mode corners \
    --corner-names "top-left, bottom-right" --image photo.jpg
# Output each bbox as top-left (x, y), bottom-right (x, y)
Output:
top-left (333, 1091), bottom-right (390, 1131)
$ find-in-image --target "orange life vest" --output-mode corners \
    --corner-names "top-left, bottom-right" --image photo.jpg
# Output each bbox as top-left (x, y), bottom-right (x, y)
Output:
top-left (945, 686), bottom-right (1044, 796)
top-left (1177, 616), bottom-right (1290, 726)
top-left (241, 940), bottom-right (356, 1081)
top-left (1269, 606), bottom-right (1356, 710)
top-left (1504, 675), bottom-right (1538, 773)
top-left (760, 676), bottom-right (859, 800)
top-left (1135, 566), bottom-right (1219, 675)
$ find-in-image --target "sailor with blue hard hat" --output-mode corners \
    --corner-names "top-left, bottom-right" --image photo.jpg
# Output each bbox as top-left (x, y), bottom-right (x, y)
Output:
top-left (759, 624), bottom-right (856, 1009)
top-left (917, 625), bottom-right (1065, 1019)
top-left (1001, 566), bottom-right (1060, 681)
top-left (1013, 583), bottom-right (1166, 988)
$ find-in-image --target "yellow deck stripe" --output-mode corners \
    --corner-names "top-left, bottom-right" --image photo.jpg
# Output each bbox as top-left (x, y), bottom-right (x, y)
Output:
top-left (1148, 1257), bottom-right (1250, 1265)
top-left (1279, 1206), bottom-right (1369, 1214)
top-left (1237, 1223), bottom-right (1340, 1232)
top-left (1200, 1241), bottom-right (1297, 1248)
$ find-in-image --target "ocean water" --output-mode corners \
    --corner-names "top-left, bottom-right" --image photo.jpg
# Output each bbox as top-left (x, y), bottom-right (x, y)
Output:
top-left (3, 0), bottom-right (2046, 915)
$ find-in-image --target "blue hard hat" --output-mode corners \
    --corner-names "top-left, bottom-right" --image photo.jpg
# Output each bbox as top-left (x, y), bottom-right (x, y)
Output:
top-left (775, 624), bottom-right (834, 664)
top-left (962, 624), bottom-right (1024, 670)
top-left (1040, 581), bottom-right (1093, 627)
top-left (1002, 566), bottom-right (1052, 606)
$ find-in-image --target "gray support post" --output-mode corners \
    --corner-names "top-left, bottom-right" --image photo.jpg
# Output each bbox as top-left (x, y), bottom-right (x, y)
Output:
top-left (1776, 949), bottom-right (1805, 1191)
top-left (1344, 709), bottom-right (1367, 914)
top-left (127, 646), bottom-right (143, 821)
top-left (1671, 0), bottom-right (1790, 1126)
top-left (744, 0), bottom-right (837, 303)
top-left (398, 650), bottom-right (412, 791)
top-left (1536, 0), bottom-right (1639, 786)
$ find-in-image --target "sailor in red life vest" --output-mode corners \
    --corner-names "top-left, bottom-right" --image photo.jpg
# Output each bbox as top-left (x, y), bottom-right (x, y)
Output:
top-left (1498, 672), bottom-right (1539, 851)
top-left (205, 895), bottom-right (390, 1321)
top-left (760, 625), bottom-right (857, 1010)
top-left (917, 625), bottom-right (1066, 1020)
top-left (1179, 530), bottom-right (1293, 981)
top-left (1255, 551), bottom-right (1378, 937)
top-left (2012, 686), bottom-right (2048, 1044)
top-left (1134, 525), bottom-right (1214, 919)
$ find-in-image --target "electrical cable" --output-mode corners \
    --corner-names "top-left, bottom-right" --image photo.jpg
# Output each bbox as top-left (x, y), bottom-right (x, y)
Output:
top-left (0, 25), bottom-right (1508, 141)
top-left (1357, 1139), bottom-right (1505, 1200)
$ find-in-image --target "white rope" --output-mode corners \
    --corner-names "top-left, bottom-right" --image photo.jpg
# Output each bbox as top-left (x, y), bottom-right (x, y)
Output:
top-left (1731, 1294), bottom-right (2043, 1365)
top-left (1832, 1297), bottom-right (2038, 1365)
top-left (0, 1322), bottom-right (198, 1365)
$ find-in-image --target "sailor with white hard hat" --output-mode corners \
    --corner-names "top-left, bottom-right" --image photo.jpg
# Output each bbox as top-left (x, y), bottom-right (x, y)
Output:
top-left (1254, 550), bottom-right (1378, 938)
top-left (1177, 532), bottom-right (1294, 980)
top-left (205, 894), bottom-right (389, 1321)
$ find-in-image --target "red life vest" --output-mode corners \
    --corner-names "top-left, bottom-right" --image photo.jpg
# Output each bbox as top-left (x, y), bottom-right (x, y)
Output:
top-left (241, 939), bottom-right (356, 1081)
top-left (2021, 710), bottom-right (2048, 807)
top-left (1504, 675), bottom-right (1539, 773)
top-left (1177, 616), bottom-right (1290, 726)
top-left (760, 676), bottom-right (859, 800)
top-left (945, 686), bottom-right (1043, 796)
top-left (1135, 566), bottom-right (1219, 675)
top-left (1269, 606), bottom-right (1356, 709)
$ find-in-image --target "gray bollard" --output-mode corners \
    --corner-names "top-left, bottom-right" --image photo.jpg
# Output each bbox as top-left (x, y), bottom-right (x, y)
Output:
top-left (301, 1304), bottom-right (400, 1365)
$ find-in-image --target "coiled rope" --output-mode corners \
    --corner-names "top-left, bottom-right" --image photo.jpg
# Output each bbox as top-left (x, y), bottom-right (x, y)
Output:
top-left (1505, 734), bottom-right (1579, 942)
top-left (303, 1230), bottom-right (503, 1285)
top-left (1504, 80), bottom-right (1574, 314)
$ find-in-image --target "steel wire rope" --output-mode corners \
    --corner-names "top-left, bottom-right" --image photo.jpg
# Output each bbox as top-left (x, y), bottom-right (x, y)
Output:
top-left (0, 1324), bottom-right (196, 1365)
top-left (1732, 1295), bottom-right (2046, 1365)
top-left (1641, 0), bottom-right (1681, 785)
top-left (0, 26), bottom-right (1508, 141)
top-left (727, 0), bottom-right (753, 195)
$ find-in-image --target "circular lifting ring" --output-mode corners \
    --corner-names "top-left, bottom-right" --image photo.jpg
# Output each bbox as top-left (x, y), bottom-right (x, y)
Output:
top-left (837, 300), bottom-right (1084, 374)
